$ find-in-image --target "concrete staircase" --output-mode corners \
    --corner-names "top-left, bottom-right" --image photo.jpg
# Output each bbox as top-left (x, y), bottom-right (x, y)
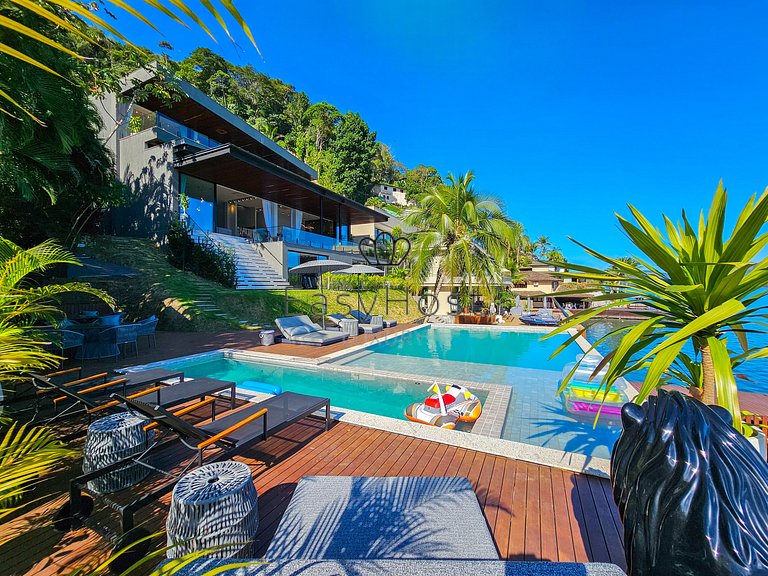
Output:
top-left (196, 232), bottom-right (290, 290)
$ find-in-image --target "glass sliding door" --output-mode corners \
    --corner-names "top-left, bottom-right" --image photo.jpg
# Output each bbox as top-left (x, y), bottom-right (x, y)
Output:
top-left (182, 174), bottom-right (215, 233)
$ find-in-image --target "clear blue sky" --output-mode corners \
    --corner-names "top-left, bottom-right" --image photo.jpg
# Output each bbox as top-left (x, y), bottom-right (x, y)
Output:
top-left (116, 1), bottom-right (767, 264)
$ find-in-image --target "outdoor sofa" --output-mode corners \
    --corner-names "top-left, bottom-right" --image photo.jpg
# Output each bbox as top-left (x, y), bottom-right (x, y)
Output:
top-left (275, 315), bottom-right (348, 346)
top-left (168, 475), bottom-right (626, 575)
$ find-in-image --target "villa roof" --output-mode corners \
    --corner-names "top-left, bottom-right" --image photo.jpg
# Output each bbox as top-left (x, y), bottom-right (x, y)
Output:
top-left (550, 282), bottom-right (601, 300)
top-left (508, 289), bottom-right (548, 297)
top-left (521, 270), bottom-right (560, 282)
top-left (174, 144), bottom-right (386, 225)
top-left (120, 67), bottom-right (317, 180)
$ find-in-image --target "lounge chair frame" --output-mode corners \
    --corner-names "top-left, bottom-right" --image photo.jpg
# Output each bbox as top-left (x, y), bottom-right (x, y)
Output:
top-left (68, 391), bottom-right (331, 535)
top-left (28, 367), bottom-right (185, 426)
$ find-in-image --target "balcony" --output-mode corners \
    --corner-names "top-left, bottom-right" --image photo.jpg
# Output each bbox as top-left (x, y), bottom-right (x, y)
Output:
top-left (124, 109), bottom-right (220, 149)
top-left (240, 226), bottom-right (358, 253)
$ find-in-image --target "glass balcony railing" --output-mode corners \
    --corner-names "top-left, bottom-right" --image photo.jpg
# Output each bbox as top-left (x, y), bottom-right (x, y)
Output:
top-left (124, 110), bottom-right (220, 149)
top-left (243, 226), bottom-right (357, 252)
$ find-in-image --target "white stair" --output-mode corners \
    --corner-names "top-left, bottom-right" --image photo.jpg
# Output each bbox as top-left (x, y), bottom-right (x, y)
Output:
top-left (196, 232), bottom-right (290, 290)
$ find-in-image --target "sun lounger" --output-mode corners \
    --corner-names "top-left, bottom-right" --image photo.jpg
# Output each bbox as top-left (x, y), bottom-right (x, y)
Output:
top-left (31, 374), bottom-right (234, 433)
top-left (30, 367), bottom-right (186, 421)
top-left (266, 476), bottom-right (499, 560)
top-left (275, 315), bottom-right (348, 346)
top-left (350, 309), bottom-right (397, 328)
top-left (67, 391), bottom-right (330, 534)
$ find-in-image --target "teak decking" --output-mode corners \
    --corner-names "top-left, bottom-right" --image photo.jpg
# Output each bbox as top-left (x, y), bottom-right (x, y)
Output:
top-left (4, 409), bottom-right (626, 576)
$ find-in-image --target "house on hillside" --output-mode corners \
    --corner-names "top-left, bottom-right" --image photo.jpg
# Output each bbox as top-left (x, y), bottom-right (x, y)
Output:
top-left (371, 184), bottom-right (410, 206)
top-left (509, 260), bottom-right (595, 309)
top-left (94, 67), bottom-right (386, 289)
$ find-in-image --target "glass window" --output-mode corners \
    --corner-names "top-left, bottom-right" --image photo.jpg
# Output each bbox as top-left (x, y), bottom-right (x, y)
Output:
top-left (183, 175), bottom-right (215, 232)
top-left (287, 251), bottom-right (300, 269)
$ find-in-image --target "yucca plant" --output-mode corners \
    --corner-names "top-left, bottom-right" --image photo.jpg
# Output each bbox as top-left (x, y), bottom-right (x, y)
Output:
top-left (548, 182), bottom-right (768, 430)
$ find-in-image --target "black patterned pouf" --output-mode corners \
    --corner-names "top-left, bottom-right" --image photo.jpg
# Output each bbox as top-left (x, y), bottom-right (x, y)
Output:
top-left (82, 412), bottom-right (153, 494)
top-left (166, 460), bottom-right (259, 559)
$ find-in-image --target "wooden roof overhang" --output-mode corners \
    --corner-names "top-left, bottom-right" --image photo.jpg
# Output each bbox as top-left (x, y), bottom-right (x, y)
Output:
top-left (124, 78), bottom-right (315, 179)
top-left (173, 144), bottom-right (385, 225)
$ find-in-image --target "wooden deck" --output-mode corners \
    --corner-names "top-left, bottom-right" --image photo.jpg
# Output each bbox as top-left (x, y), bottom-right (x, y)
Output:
top-left (78, 324), bottom-right (416, 376)
top-left (3, 408), bottom-right (626, 575)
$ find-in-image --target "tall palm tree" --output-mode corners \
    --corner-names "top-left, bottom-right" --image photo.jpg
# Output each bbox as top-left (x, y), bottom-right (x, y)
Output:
top-left (404, 171), bottom-right (519, 298)
top-left (548, 182), bottom-right (768, 430)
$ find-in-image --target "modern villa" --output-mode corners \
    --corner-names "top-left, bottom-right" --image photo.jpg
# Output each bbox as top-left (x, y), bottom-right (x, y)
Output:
top-left (94, 68), bottom-right (388, 288)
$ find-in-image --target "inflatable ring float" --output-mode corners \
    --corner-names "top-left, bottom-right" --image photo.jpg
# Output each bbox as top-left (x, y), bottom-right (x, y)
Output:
top-left (405, 383), bottom-right (483, 429)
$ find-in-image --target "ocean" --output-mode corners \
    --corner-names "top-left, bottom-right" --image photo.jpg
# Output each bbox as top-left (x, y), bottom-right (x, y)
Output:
top-left (584, 318), bottom-right (768, 394)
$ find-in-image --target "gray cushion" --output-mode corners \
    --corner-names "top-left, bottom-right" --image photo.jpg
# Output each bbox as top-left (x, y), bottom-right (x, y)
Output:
top-left (276, 315), bottom-right (318, 338)
top-left (266, 476), bottom-right (499, 560)
top-left (290, 331), bottom-right (346, 345)
top-left (168, 560), bottom-right (628, 576)
top-left (284, 325), bottom-right (313, 337)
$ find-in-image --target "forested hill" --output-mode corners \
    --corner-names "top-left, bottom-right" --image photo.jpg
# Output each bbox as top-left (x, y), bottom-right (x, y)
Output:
top-left (171, 48), bottom-right (441, 202)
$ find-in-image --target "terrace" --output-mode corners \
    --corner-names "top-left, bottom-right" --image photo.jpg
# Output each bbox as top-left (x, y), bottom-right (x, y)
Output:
top-left (5, 396), bottom-right (625, 575)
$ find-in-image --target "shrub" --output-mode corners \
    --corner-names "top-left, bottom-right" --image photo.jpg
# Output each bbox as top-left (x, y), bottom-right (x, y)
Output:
top-left (167, 220), bottom-right (236, 288)
top-left (324, 272), bottom-right (408, 291)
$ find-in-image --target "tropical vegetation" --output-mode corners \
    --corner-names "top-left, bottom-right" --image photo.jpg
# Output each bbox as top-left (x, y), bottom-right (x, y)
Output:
top-left (549, 182), bottom-right (768, 431)
top-left (171, 47), bottom-right (442, 203)
top-left (0, 237), bottom-right (112, 526)
top-left (0, 0), bottom-right (255, 121)
top-left (404, 171), bottom-right (520, 298)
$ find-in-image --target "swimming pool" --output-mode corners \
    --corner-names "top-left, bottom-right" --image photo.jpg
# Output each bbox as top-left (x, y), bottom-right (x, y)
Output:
top-left (148, 353), bottom-right (488, 422)
top-left (337, 325), bottom-right (622, 459)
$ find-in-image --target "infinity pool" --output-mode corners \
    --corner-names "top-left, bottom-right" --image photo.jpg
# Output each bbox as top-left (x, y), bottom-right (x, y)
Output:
top-left (155, 355), bottom-right (487, 421)
top-left (338, 326), bottom-right (622, 459)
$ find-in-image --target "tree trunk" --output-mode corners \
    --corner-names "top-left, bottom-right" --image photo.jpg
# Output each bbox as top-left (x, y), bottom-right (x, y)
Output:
top-left (698, 344), bottom-right (717, 405)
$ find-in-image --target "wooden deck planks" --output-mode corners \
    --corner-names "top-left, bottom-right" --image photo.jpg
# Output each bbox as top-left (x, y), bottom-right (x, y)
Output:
top-left (7, 420), bottom-right (626, 575)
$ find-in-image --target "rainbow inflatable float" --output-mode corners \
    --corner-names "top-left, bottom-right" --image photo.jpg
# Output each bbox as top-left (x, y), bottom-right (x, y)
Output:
top-left (405, 383), bottom-right (483, 429)
top-left (560, 356), bottom-right (629, 423)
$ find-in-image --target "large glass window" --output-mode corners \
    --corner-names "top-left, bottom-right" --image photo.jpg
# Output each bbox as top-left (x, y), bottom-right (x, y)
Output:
top-left (182, 175), bottom-right (215, 232)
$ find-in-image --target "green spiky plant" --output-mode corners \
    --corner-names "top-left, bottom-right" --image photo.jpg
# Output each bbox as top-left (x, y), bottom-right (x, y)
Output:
top-left (0, 237), bottom-right (112, 529)
top-left (547, 182), bottom-right (768, 431)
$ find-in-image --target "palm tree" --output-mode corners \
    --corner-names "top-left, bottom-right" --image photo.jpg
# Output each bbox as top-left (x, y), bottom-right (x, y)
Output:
top-left (0, 237), bottom-right (112, 524)
top-left (404, 171), bottom-right (519, 298)
top-left (548, 182), bottom-right (768, 430)
top-left (1, 1), bottom-right (256, 122)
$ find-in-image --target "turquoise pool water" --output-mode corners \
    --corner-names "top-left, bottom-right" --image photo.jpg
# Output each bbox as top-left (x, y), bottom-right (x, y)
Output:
top-left (338, 326), bottom-right (622, 459)
top-left (167, 356), bottom-right (487, 421)
top-left (349, 326), bottom-right (575, 368)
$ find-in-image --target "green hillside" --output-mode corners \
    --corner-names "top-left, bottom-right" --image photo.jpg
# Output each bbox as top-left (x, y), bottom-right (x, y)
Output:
top-left (81, 236), bottom-right (422, 332)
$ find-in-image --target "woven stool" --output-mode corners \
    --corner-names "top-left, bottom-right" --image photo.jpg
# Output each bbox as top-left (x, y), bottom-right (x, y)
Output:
top-left (82, 412), bottom-right (153, 494)
top-left (166, 460), bottom-right (259, 558)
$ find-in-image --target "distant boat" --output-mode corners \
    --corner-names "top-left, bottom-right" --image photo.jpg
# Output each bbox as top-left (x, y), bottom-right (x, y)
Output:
top-left (520, 309), bottom-right (560, 326)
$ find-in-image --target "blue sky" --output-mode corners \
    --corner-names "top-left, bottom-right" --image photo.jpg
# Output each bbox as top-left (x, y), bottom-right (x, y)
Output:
top-left (116, 1), bottom-right (767, 264)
